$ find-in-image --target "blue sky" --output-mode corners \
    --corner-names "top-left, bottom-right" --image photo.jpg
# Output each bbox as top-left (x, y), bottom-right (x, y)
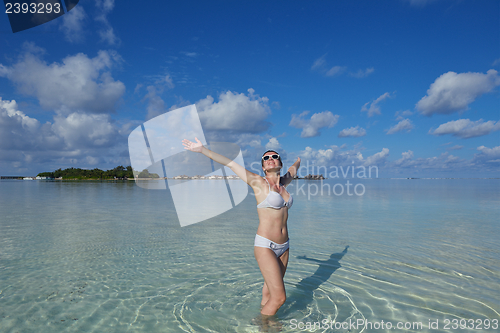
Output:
top-left (0, 0), bottom-right (499, 178)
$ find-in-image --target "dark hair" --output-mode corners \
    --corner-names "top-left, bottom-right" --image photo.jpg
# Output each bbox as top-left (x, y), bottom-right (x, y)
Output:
top-left (261, 150), bottom-right (282, 167)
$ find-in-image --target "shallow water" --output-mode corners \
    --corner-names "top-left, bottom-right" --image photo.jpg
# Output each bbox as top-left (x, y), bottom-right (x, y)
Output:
top-left (0, 179), bottom-right (499, 332)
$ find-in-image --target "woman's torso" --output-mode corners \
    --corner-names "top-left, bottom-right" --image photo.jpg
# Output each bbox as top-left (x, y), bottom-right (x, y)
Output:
top-left (255, 177), bottom-right (291, 244)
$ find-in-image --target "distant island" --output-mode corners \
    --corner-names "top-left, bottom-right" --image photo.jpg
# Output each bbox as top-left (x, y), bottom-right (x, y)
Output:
top-left (6, 166), bottom-right (327, 180)
top-left (36, 166), bottom-right (135, 180)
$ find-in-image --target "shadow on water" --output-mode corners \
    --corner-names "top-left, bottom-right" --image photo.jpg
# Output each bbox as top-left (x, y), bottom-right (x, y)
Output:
top-left (281, 245), bottom-right (349, 316)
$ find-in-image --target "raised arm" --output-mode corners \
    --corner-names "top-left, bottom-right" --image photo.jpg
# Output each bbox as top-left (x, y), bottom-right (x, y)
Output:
top-left (182, 138), bottom-right (261, 186)
top-left (281, 157), bottom-right (301, 187)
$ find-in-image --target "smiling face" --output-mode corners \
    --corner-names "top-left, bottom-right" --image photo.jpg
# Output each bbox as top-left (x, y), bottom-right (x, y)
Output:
top-left (261, 151), bottom-right (282, 174)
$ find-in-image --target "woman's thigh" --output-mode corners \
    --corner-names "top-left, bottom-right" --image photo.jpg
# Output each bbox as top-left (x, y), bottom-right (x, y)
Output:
top-left (279, 249), bottom-right (289, 277)
top-left (254, 247), bottom-right (286, 295)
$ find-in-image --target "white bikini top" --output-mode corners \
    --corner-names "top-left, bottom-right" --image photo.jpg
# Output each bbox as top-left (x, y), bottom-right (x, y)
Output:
top-left (257, 178), bottom-right (293, 209)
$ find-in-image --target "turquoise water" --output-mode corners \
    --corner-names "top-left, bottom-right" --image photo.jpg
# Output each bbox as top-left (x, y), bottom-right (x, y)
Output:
top-left (0, 179), bottom-right (499, 332)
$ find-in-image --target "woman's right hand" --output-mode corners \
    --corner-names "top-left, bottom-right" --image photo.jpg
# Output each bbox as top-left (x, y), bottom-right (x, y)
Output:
top-left (182, 137), bottom-right (204, 153)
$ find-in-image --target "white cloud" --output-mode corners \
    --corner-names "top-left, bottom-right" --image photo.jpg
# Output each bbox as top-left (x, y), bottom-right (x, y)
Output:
top-left (311, 55), bottom-right (347, 77)
top-left (469, 146), bottom-right (500, 169)
top-left (311, 55), bottom-right (327, 71)
top-left (0, 98), bottom-right (41, 150)
top-left (52, 112), bottom-right (118, 148)
top-left (349, 67), bottom-right (375, 78)
top-left (298, 145), bottom-right (387, 168)
top-left (338, 126), bottom-right (366, 138)
top-left (60, 5), bottom-right (86, 43)
top-left (298, 144), bottom-right (369, 169)
top-left (196, 88), bottom-right (271, 133)
top-left (394, 150), bottom-right (414, 167)
top-left (165, 75), bottom-right (175, 89)
top-left (290, 111), bottom-right (339, 138)
top-left (392, 150), bottom-right (463, 170)
top-left (448, 145), bottom-right (464, 151)
top-left (0, 97), bottom-right (124, 173)
top-left (265, 137), bottom-right (281, 151)
top-left (95, 0), bottom-right (120, 45)
top-left (361, 92), bottom-right (393, 117)
top-left (395, 110), bottom-right (413, 121)
top-left (416, 70), bottom-right (500, 116)
top-left (138, 73), bottom-right (175, 120)
top-left (429, 119), bottom-right (500, 139)
top-left (237, 134), bottom-right (262, 148)
top-left (144, 85), bottom-right (167, 120)
top-left (386, 118), bottom-right (414, 134)
top-left (475, 145), bottom-right (500, 160)
top-left (326, 66), bottom-right (347, 77)
top-left (364, 148), bottom-right (389, 166)
top-left (311, 55), bottom-right (371, 78)
top-left (0, 49), bottom-right (125, 114)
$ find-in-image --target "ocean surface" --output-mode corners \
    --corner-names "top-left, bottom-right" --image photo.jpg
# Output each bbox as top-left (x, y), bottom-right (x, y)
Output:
top-left (0, 179), bottom-right (499, 332)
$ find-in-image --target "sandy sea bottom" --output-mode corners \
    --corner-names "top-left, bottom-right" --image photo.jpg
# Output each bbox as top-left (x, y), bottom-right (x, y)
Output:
top-left (0, 179), bottom-right (499, 332)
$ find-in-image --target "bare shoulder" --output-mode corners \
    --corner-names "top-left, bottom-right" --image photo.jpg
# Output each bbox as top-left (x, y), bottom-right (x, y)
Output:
top-left (247, 172), bottom-right (266, 189)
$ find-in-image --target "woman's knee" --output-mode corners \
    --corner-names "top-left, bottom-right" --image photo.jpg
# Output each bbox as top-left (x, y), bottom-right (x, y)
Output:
top-left (271, 292), bottom-right (286, 306)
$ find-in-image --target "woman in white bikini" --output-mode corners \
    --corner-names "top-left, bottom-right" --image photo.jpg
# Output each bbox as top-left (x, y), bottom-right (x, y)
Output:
top-left (182, 138), bottom-right (301, 316)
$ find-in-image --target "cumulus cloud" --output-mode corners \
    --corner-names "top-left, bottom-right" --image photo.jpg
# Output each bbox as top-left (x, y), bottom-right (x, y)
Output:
top-left (52, 112), bottom-right (118, 149)
top-left (60, 5), bottom-right (86, 43)
top-left (429, 119), bottom-right (500, 139)
top-left (265, 137), bottom-right (281, 151)
top-left (416, 70), bottom-right (500, 116)
top-left (394, 150), bottom-right (414, 167)
top-left (290, 111), bottom-right (339, 138)
top-left (361, 92), bottom-right (393, 117)
top-left (298, 145), bottom-right (390, 170)
top-left (475, 146), bottom-right (500, 163)
top-left (363, 148), bottom-right (389, 166)
top-left (301, 146), bottom-right (336, 163)
top-left (0, 49), bottom-right (125, 114)
top-left (0, 98), bottom-right (41, 150)
top-left (386, 119), bottom-right (414, 134)
top-left (196, 88), bottom-right (271, 133)
top-left (338, 126), bottom-right (367, 138)
top-left (393, 150), bottom-right (464, 170)
top-left (297, 145), bottom-right (387, 172)
top-left (0, 96), bottom-right (125, 175)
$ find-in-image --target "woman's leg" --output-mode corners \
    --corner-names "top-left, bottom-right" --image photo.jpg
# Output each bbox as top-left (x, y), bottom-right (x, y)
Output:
top-left (255, 247), bottom-right (290, 315)
top-left (261, 249), bottom-right (289, 307)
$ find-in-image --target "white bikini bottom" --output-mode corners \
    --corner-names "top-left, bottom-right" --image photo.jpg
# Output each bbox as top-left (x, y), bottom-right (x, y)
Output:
top-left (254, 234), bottom-right (289, 258)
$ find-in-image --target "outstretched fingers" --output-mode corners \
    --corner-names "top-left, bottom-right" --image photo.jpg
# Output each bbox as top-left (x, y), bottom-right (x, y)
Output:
top-left (182, 138), bottom-right (203, 152)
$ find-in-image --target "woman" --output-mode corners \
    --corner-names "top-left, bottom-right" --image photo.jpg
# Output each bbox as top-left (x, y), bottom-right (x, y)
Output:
top-left (182, 138), bottom-right (301, 315)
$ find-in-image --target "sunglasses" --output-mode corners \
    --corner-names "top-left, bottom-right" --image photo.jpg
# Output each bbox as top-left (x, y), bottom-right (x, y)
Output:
top-left (262, 154), bottom-right (280, 161)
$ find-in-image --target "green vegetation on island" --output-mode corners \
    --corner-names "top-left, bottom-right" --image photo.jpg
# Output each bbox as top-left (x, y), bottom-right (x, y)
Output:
top-left (136, 169), bottom-right (160, 178)
top-left (37, 166), bottom-right (135, 180)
